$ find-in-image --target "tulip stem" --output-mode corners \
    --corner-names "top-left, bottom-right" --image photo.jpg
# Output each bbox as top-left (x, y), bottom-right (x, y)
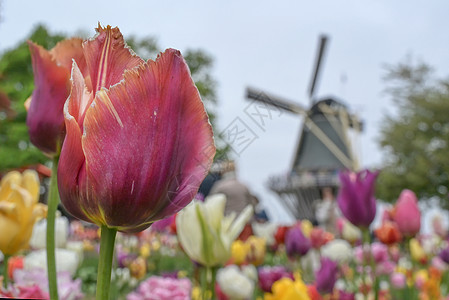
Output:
top-left (2, 254), bottom-right (9, 288)
top-left (96, 225), bottom-right (117, 300)
top-left (46, 156), bottom-right (60, 300)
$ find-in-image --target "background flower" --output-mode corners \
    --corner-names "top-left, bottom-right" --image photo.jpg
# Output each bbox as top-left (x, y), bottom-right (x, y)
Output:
top-left (0, 170), bottom-right (47, 255)
top-left (26, 38), bottom-right (86, 154)
top-left (216, 265), bottom-right (255, 300)
top-left (315, 258), bottom-right (338, 294)
top-left (337, 170), bottom-right (378, 228)
top-left (176, 194), bottom-right (253, 267)
top-left (393, 189), bottom-right (421, 237)
top-left (127, 276), bottom-right (191, 300)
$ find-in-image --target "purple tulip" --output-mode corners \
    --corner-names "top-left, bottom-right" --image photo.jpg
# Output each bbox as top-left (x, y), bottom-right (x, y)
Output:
top-left (285, 226), bottom-right (311, 258)
top-left (258, 266), bottom-right (294, 292)
top-left (439, 246), bottom-right (449, 264)
top-left (315, 258), bottom-right (338, 294)
top-left (337, 169), bottom-right (379, 228)
top-left (336, 290), bottom-right (355, 300)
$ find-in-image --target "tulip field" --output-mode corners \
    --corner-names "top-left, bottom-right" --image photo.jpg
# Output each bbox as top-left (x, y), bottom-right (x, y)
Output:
top-left (2, 23), bottom-right (449, 300)
top-left (2, 179), bottom-right (449, 299)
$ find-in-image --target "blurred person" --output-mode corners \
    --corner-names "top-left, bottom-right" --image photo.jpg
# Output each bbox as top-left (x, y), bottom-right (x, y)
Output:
top-left (314, 187), bottom-right (340, 235)
top-left (209, 160), bottom-right (257, 216)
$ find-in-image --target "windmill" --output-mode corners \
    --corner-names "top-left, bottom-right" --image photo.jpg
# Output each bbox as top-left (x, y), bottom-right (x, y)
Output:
top-left (246, 35), bottom-right (363, 220)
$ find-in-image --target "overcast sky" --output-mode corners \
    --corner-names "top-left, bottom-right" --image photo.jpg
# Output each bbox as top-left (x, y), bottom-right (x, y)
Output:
top-left (2, 0), bottom-right (449, 222)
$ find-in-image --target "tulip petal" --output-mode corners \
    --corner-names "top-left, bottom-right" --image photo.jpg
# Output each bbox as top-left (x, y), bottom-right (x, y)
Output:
top-left (176, 202), bottom-right (203, 262)
top-left (204, 194), bottom-right (226, 231)
top-left (27, 42), bottom-right (71, 154)
top-left (57, 63), bottom-right (92, 223)
top-left (226, 205), bottom-right (253, 243)
top-left (81, 49), bottom-right (215, 231)
top-left (21, 170), bottom-right (40, 203)
top-left (50, 38), bottom-right (87, 73)
top-left (83, 25), bottom-right (144, 93)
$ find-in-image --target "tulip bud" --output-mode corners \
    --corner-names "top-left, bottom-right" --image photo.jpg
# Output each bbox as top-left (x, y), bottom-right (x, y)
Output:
top-left (393, 189), bottom-right (421, 237)
top-left (337, 170), bottom-right (378, 228)
top-left (27, 39), bottom-right (86, 155)
top-left (285, 226), bottom-right (311, 258)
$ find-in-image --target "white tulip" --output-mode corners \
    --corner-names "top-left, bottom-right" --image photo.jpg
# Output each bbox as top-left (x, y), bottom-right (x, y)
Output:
top-left (217, 265), bottom-right (254, 299)
top-left (342, 220), bottom-right (362, 243)
top-left (252, 222), bottom-right (277, 246)
top-left (321, 239), bottom-right (353, 264)
top-left (24, 248), bottom-right (80, 276)
top-left (176, 194), bottom-right (253, 267)
top-left (29, 214), bottom-right (69, 249)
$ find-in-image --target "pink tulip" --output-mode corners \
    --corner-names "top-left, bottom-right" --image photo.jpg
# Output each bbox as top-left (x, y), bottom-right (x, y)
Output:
top-left (390, 272), bottom-right (406, 289)
top-left (27, 38), bottom-right (86, 155)
top-left (58, 25), bottom-right (215, 233)
top-left (393, 189), bottom-right (421, 237)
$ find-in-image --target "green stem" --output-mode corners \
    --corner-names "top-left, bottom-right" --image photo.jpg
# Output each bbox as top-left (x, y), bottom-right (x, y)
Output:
top-left (209, 267), bottom-right (217, 300)
top-left (3, 254), bottom-right (10, 288)
top-left (46, 156), bottom-right (60, 300)
top-left (361, 228), bottom-right (370, 300)
top-left (96, 225), bottom-right (117, 300)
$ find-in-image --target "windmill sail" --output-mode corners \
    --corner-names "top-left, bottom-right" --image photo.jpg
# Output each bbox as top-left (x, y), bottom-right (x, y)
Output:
top-left (245, 35), bottom-right (362, 221)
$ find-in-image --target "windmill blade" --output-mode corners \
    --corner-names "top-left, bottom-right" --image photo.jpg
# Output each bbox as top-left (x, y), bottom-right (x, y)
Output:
top-left (246, 87), bottom-right (307, 115)
top-left (308, 35), bottom-right (329, 102)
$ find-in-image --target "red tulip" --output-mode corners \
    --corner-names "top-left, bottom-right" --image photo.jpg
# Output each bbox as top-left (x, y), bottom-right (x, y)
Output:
top-left (310, 227), bottom-right (333, 249)
top-left (58, 25), bottom-right (215, 233)
top-left (27, 38), bottom-right (87, 155)
top-left (274, 225), bottom-right (290, 245)
top-left (374, 221), bottom-right (402, 245)
top-left (393, 189), bottom-right (421, 237)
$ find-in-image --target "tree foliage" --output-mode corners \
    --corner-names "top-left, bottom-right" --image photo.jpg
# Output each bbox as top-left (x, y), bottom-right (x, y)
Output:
top-left (376, 59), bottom-right (449, 208)
top-left (0, 25), bottom-right (226, 171)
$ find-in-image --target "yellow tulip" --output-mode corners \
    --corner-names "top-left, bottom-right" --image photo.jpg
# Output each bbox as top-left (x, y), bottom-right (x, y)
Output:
top-left (264, 272), bottom-right (310, 300)
top-left (410, 238), bottom-right (426, 263)
top-left (139, 243), bottom-right (151, 258)
top-left (231, 240), bottom-right (250, 265)
top-left (246, 236), bottom-right (266, 266)
top-left (0, 170), bottom-right (47, 255)
top-left (300, 220), bottom-right (313, 238)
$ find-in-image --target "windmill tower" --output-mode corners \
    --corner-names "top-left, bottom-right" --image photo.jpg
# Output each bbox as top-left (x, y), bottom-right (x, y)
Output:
top-left (246, 35), bottom-right (362, 220)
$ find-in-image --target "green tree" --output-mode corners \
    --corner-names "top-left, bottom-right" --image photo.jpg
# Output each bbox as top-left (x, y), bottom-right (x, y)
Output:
top-left (377, 59), bottom-right (449, 208)
top-left (0, 25), bottom-right (226, 171)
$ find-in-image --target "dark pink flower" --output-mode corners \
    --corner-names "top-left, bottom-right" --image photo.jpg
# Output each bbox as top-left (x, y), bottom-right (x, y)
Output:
top-left (258, 266), bottom-right (294, 292)
top-left (393, 189), bottom-right (421, 237)
top-left (57, 26), bottom-right (215, 233)
top-left (285, 226), bottom-right (311, 258)
top-left (315, 258), bottom-right (338, 294)
top-left (337, 169), bottom-right (379, 228)
top-left (439, 246), bottom-right (449, 264)
top-left (27, 38), bottom-right (87, 155)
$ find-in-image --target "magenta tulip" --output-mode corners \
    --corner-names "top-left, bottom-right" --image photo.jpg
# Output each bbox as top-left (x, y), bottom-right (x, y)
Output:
top-left (337, 169), bottom-right (379, 228)
top-left (393, 189), bottom-right (421, 237)
top-left (315, 258), bottom-right (338, 294)
top-left (258, 266), bottom-right (294, 292)
top-left (57, 25), bottom-right (215, 233)
top-left (27, 38), bottom-right (87, 155)
top-left (285, 226), bottom-right (311, 258)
